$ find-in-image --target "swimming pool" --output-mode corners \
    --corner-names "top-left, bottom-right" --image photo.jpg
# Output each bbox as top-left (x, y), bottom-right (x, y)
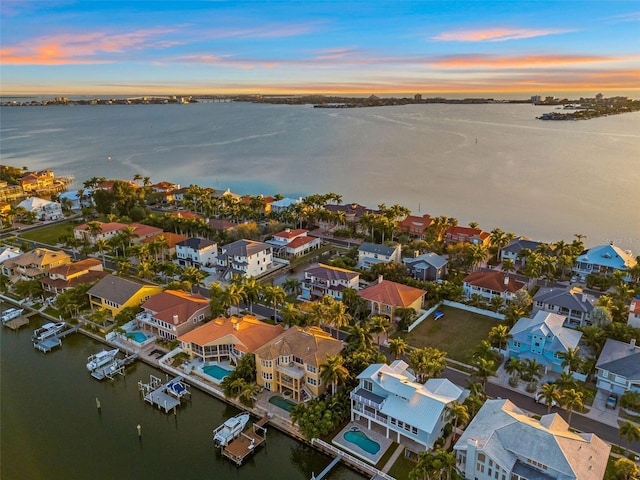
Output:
top-left (202, 364), bottom-right (232, 381)
top-left (343, 429), bottom-right (380, 454)
top-left (125, 331), bottom-right (148, 343)
top-left (269, 395), bottom-right (296, 412)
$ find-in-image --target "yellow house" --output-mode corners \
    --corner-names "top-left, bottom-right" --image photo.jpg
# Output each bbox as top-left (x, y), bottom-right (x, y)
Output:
top-left (87, 274), bottom-right (163, 317)
top-left (1, 247), bottom-right (72, 281)
top-left (254, 326), bottom-right (343, 402)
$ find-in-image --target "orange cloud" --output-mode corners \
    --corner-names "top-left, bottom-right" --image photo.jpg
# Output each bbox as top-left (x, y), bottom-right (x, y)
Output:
top-left (434, 27), bottom-right (571, 42)
top-left (2, 28), bottom-right (178, 65)
top-left (431, 54), bottom-right (634, 68)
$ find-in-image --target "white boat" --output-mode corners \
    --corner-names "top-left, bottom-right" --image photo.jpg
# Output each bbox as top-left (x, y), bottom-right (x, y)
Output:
top-left (86, 348), bottom-right (119, 372)
top-left (32, 321), bottom-right (66, 342)
top-left (212, 413), bottom-right (250, 447)
top-left (2, 308), bottom-right (24, 323)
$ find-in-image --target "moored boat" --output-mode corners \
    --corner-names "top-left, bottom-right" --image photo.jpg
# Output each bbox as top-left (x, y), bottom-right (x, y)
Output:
top-left (86, 348), bottom-right (120, 372)
top-left (2, 308), bottom-right (24, 323)
top-left (213, 413), bottom-right (251, 447)
top-left (32, 321), bottom-right (66, 342)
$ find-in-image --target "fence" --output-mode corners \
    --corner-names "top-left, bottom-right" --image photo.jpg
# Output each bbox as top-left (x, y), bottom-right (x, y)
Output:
top-left (407, 304), bottom-right (441, 332)
top-left (442, 300), bottom-right (505, 320)
top-left (310, 438), bottom-right (395, 480)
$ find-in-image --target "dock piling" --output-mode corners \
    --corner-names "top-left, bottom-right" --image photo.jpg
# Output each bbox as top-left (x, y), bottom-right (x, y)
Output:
top-left (137, 424), bottom-right (142, 437)
top-left (96, 397), bottom-right (101, 410)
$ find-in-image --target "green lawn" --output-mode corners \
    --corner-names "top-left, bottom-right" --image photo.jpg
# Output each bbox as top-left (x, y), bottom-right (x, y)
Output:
top-left (395, 305), bottom-right (501, 364)
top-left (387, 453), bottom-right (416, 480)
top-left (18, 221), bottom-right (80, 246)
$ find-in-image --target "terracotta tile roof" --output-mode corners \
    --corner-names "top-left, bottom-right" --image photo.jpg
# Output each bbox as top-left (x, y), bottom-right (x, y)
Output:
top-left (463, 271), bottom-right (526, 294)
top-left (358, 279), bottom-right (426, 308)
top-left (130, 223), bottom-right (163, 238)
top-left (41, 270), bottom-right (108, 290)
top-left (324, 203), bottom-right (379, 218)
top-left (140, 232), bottom-right (189, 248)
top-left (141, 290), bottom-right (210, 326)
top-left (208, 219), bottom-right (236, 231)
top-left (47, 258), bottom-right (102, 277)
top-left (75, 221), bottom-right (127, 233)
top-left (253, 326), bottom-right (343, 367)
top-left (630, 299), bottom-right (640, 315)
top-left (287, 236), bottom-right (317, 249)
top-left (445, 226), bottom-right (490, 240)
top-left (178, 315), bottom-right (284, 353)
top-left (399, 214), bottom-right (432, 232)
top-left (170, 211), bottom-right (203, 220)
top-left (274, 229), bottom-right (307, 239)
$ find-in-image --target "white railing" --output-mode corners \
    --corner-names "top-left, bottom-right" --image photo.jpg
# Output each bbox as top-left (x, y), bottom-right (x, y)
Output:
top-left (350, 391), bottom-right (384, 410)
top-left (310, 438), bottom-right (395, 480)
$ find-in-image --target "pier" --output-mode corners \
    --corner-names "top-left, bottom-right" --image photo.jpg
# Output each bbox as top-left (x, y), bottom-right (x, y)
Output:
top-left (138, 375), bottom-right (190, 413)
top-left (222, 416), bottom-right (269, 466)
top-left (91, 352), bottom-right (139, 380)
top-left (33, 323), bottom-right (80, 353)
top-left (310, 456), bottom-right (341, 480)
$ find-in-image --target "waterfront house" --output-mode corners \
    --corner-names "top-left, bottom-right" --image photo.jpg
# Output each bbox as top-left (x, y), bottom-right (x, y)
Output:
top-left (137, 290), bottom-right (209, 341)
top-left (19, 169), bottom-right (55, 193)
top-left (573, 243), bottom-right (637, 280)
top-left (595, 338), bottom-right (640, 395)
top-left (269, 197), bottom-right (301, 214)
top-left (58, 190), bottom-right (82, 210)
top-left (507, 311), bottom-right (582, 374)
top-left (500, 237), bottom-right (545, 264)
top-left (357, 242), bottom-right (401, 270)
top-left (16, 197), bottom-right (62, 221)
top-left (301, 263), bottom-right (360, 301)
top-left (149, 181), bottom-right (181, 203)
top-left (454, 399), bottom-right (609, 480)
top-left (41, 258), bottom-right (107, 294)
top-left (398, 214), bottom-right (432, 239)
top-left (629, 297), bottom-right (640, 328)
top-left (74, 221), bottom-right (128, 245)
top-left (1, 247), bottom-right (71, 281)
top-left (532, 286), bottom-right (597, 327)
top-left (267, 228), bottom-right (321, 258)
top-left (175, 237), bottom-right (217, 269)
top-left (357, 278), bottom-right (426, 319)
top-left (87, 274), bottom-right (163, 317)
top-left (351, 360), bottom-right (464, 453)
top-left (178, 315), bottom-right (283, 364)
top-left (254, 326), bottom-right (343, 402)
top-left (217, 239), bottom-right (273, 280)
top-left (444, 226), bottom-right (490, 246)
top-left (319, 203), bottom-right (379, 232)
top-left (0, 246), bottom-right (21, 265)
top-left (403, 252), bottom-right (448, 282)
top-left (462, 270), bottom-right (527, 304)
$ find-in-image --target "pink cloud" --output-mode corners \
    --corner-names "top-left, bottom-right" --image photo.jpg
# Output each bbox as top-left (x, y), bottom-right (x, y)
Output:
top-left (431, 53), bottom-right (631, 68)
top-left (433, 27), bottom-right (571, 42)
top-left (2, 28), bottom-right (179, 65)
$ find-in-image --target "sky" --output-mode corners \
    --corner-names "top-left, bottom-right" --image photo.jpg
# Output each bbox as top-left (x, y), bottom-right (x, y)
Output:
top-left (1, 1), bottom-right (640, 97)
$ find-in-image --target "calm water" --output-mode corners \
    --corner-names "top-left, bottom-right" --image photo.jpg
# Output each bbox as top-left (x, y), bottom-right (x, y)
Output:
top-left (0, 318), bottom-right (362, 480)
top-left (1, 102), bottom-right (639, 250)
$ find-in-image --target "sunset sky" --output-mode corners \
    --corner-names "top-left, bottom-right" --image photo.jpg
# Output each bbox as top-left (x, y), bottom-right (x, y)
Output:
top-left (1, 1), bottom-right (639, 97)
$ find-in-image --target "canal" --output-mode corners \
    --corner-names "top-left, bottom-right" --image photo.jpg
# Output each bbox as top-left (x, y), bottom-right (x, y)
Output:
top-left (0, 317), bottom-right (364, 480)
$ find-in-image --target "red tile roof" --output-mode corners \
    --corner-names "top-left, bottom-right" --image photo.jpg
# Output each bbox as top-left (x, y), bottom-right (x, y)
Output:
top-left (446, 226), bottom-right (490, 240)
top-left (140, 232), bottom-right (189, 248)
top-left (47, 258), bottom-right (102, 276)
top-left (75, 221), bottom-right (127, 233)
top-left (141, 290), bottom-right (210, 326)
top-left (399, 214), bottom-right (432, 233)
top-left (358, 280), bottom-right (426, 308)
top-left (274, 229), bottom-right (307, 239)
top-left (287, 236), bottom-right (317, 249)
top-left (170, 211), bottom-right (203, 220)
top-left (463, 271), bottom-right (526, 294)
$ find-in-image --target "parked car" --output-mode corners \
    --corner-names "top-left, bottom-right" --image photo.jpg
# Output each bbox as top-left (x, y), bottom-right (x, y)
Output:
top-left (535, 393), bottom-right (558, 407)
top-left (606, 394), bottom-right (619, 409)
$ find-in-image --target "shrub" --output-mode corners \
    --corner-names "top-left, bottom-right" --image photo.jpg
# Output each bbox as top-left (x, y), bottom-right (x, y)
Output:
top-left (620, 390), bottom-right (640, 412)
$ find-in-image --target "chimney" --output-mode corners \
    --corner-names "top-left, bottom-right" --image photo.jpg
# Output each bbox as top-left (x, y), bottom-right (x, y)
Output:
top-left (378, 275), bottom-right (384, 284)
top-left (504, 275), bottom-right (510, 285)
top-left (631, 339), bottom-right (637, 350)
top-left (414, 250), bottom-right (420, 258)
top-left (232, 318), bottom-right (240, 330)
top-left (285, 228), bottom-right (290, 233)
top-left (582, 294), bottom-right (587, 303)
top-left (173, 314), bottom-right (179, 325)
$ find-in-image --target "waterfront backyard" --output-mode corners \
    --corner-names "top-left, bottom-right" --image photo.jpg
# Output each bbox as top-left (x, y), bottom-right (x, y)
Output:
top-left (394, 305), bottom-right (501, 364)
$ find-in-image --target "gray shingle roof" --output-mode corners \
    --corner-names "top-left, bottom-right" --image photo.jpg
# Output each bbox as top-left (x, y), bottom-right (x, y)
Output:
top-left (534, 287), bottom-right (596, 314)
top-left (510, 311), bottom-right (582, 352)
top-left (358, 242), bottom-right (398, 257)
top-left (403, 252), bottom-right (448, 269)
top-left (87, 274), bottom-right (148, 305)
top-left (502, 238), bottom-right (544, 254)
top-left (222, 239), bottom-right (270, 257)
top-left (177, 237), bottom-right (215, 249)
top-left (596, 339), bottom-right (640, 380)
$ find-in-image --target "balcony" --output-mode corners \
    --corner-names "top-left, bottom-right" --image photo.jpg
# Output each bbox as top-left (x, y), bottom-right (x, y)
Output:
top-left (351, 388), bottom-right (385, 410)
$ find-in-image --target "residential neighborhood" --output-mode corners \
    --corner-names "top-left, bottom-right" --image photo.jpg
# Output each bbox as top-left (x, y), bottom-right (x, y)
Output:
top-left (1, 167), bottom-right (639, 480)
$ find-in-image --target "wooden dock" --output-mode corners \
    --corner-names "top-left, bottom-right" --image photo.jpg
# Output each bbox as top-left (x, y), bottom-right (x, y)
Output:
top-left (4, 316), bottom-right (29, 330)
top-left (222, 416), bottom-right (269, 466)
top-left (138, 375), bottom-right (190, 413)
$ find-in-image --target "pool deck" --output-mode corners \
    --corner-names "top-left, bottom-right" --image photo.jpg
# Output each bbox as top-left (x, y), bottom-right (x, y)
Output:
top-left (331, 422), bottom-right (393, 465)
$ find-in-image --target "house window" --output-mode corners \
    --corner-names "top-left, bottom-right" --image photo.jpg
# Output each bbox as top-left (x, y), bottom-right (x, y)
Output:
top-left (513, 341), bottom-right (521, 348)
top-left (363, 380), bottom-right (373, 391)
top-left (478, 453), bottom-right (486, 463)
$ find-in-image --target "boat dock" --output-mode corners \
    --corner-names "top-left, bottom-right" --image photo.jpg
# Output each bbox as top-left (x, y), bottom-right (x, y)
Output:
top-left (311, 456), bottom-right (341, 480)
top-left (91, 352), bottom-right (139, 380)
top-left (222, 416), bottom-right (269, 466)
top-left (33, 323), bottom-right (80, 353)
top-left (138, 375), bottom-right (191, 413)
top-left (3, 315), bottom-right (30, 330)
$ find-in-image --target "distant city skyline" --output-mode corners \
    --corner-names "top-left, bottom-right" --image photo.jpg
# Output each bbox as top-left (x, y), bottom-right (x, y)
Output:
top-left (1, 1), bottom-right (639, 97)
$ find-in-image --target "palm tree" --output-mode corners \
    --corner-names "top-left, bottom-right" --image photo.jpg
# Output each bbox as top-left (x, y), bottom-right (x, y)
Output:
top-left (388, 337), bottom-right (408, 359)
top-left (561, 388), bottom-right (584, 426)
top-left (326, 299), bottom-right (351, 338)
top-left (502, 258), bottom-right (515, 273)
top-left (263, 284), bottom-right (286, 320)
top-left (93, 238), bottom-right (110, 267)
top-left (473, 357), bottom-right (497, 389)
top-left (521, 358), bottom-right (543, 391)
top-left (319, 355), bottom-right (349, 396)
top-left (282, 277), bottom-right (301, 296)
top-left (180, 266), bottom-right (206, 294)
top-left (369, 315), bottom-right (391, 350)
top-left (447, 401), bottom-right (470, 432)
top-left (280, 302), bottom-right (302, 327)
top-left (619, 421), bottom-right (640, 449)
top-left (488, 324), bottom-right (512, 351)
top-left (238, 381), bottom-right (260, 407)
top-left (241, 277), bottom-right (261, 314)
top-left (504, 357), bottom-right (522, 385)
top-left (221, 283), bottom-right (243, 316)
top-left (345, 323), bottom-right (373, 351)
top-left (537, 383), bottom-right (562, 413)
top-left (555, 371), bottom-right (578, 392)
top-left (557, 347), bottom-right (582, 374)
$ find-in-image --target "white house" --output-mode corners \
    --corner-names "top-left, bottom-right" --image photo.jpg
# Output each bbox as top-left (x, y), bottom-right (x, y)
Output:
top-left (17, 197), bottom-right (62, 220)
top-left (595, 338), bottom-right (640, 395)
top-left (267, 228), bottom-right (321, 257)
top-left (175, 237), bottom-right (217, 269)
top-left (351, 360), bottom-right (464, 454)
top-left (462, 270), bottom-right (527, 303)
top-left (357, 242), bottom-right (401, 270)
top-left (454, 399), bottom-right (610, 480)
top-left (217, 239), bottom-right (272, 279)
top-left (500, 237), bottom-right (545, 263)
top-left (301, 263), bottom-right (359, 301)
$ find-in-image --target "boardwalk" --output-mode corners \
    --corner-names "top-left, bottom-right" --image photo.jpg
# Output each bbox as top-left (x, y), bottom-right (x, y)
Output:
top-left (222, 416), bottom-right (269, 466)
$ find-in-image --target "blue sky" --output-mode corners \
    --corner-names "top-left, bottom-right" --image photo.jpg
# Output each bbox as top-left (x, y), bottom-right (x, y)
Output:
top-left (1, 1), bottom-right (639, 96)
